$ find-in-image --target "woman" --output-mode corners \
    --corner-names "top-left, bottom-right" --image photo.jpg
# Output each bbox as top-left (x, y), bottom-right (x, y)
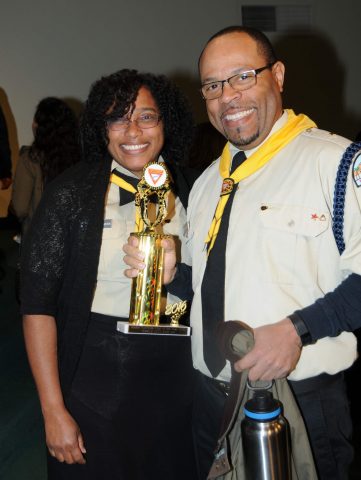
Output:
top-left (0, 104), bottom-right (12, 190)
top-left (20, 70), bottom-right (197, 479)
top-left (10, 97), bottom-right (80, 236)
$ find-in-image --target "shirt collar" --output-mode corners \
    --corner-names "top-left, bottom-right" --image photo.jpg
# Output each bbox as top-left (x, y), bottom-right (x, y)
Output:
top-left (111, 155), bottom-right (165, 179)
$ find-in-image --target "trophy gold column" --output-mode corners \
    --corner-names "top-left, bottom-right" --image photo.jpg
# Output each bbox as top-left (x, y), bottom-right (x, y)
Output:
top-left (117, 161), bottom-right (191, 336)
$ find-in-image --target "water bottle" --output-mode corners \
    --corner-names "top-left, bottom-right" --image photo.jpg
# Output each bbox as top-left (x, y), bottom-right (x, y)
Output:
top-left (241, 389), bottom-right (292, 479)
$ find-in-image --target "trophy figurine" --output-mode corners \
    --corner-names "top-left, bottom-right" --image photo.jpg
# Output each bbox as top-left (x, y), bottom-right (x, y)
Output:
top-left (117, 161), bottom-right (191, 336)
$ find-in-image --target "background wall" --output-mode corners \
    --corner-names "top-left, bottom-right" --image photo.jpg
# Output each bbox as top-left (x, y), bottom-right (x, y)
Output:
top-left (1, 0), bottom-right (360, 215)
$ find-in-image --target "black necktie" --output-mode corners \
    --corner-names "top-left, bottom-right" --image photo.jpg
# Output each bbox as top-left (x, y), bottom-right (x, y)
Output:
top-left (111, 169), bottom-right (139, 206)
top-left (201, 150), bottom-right (246, 377)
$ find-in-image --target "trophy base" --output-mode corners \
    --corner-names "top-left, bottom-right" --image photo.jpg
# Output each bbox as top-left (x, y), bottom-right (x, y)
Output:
top-left (116, 321), bottom-right (191, 336)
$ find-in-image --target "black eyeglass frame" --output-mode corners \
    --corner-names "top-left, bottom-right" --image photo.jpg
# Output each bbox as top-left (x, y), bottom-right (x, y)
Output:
top-left (200, 62), bottom-right (276, 100)
top-left (107, 113), bottom-right (162, 131)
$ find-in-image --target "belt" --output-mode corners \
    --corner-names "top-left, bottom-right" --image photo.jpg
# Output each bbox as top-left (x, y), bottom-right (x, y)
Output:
top-left (202, 373), bottom-right (230, 396)
top-left (288, 372), bottom-right (344, 395)
top-left (202, 371), bottom-right (343, 398)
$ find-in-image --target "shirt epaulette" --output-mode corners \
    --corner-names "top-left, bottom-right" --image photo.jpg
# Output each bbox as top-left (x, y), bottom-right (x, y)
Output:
top-left (300, 127), bottom-right (351, 151)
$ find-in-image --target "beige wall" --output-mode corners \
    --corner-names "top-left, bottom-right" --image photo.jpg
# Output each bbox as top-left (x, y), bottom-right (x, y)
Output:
top-left (1, 0), bottom-right (360, 215)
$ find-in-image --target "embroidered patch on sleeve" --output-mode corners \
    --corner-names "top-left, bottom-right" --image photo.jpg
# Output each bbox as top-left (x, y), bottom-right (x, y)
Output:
top-left (352, 153), bottom-right (361, 187)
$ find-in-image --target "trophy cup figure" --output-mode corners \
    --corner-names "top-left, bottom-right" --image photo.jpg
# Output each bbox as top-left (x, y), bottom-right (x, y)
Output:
top-left (117, 161), bottom-right (191, 336)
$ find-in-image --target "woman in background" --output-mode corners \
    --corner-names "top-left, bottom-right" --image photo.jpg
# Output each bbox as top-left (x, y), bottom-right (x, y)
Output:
top-left (10, 97), bottom-right (80, 236)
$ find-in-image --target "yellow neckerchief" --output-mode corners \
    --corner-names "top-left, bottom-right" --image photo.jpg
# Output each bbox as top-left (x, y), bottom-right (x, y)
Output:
top-left (110, 172), bottom-right (144, 232)
top-left (205, 109), bottom-right (317, 254)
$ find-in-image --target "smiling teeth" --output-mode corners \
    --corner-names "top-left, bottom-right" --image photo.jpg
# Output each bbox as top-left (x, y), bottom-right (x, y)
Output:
top-left (122, 144), bottom-right (147, 150)
top-left (224, 108), bottom-right (254, 121)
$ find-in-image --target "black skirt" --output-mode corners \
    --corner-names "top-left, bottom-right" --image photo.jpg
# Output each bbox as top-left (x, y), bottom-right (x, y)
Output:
top-left (48, 312), bottom-right (197, 480)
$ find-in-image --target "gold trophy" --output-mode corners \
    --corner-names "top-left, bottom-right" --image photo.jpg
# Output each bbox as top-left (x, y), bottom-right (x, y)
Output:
top-left (117, 161), bottom-right (191, 336)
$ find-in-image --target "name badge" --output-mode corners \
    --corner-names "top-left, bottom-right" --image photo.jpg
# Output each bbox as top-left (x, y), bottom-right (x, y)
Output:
top-left (103, 219), bottom-right (112, 228)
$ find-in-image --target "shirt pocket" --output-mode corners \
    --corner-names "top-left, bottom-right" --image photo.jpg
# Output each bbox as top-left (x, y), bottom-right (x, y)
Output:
top-left (97, 218), bottom-right (131, 281)
top-left (186, 206), bottom-right (209, 266)
top-left (258, 203), bottom-right (330, 285)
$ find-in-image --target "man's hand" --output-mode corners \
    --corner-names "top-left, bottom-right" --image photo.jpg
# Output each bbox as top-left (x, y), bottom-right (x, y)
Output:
top-left (123, 235), bottom-right (177, 284)
top-left (44, 407), bottom-right (86, 464)
top-left (234, 318), bottom-right (302, 381)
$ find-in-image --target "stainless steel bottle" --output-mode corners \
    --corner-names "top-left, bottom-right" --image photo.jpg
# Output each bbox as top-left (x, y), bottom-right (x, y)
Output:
top-left (241, 390), bottom-right (292, 479)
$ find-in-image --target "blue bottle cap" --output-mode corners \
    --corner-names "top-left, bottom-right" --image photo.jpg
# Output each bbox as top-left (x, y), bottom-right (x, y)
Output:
top-left (243, 390), bottom-right (282, 420)
top-left (243, 406), bottom-right (281, 421)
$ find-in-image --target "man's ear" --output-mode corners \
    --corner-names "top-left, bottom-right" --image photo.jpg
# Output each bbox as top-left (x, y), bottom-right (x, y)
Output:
top-left (272, 61), bottom-right (285, 93)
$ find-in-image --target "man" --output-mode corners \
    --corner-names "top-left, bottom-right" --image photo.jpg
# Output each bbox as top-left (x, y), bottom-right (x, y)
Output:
top-left (124, 26), bottom-right (361, 480)
top-left (0, 105), bottom-right (12, 190)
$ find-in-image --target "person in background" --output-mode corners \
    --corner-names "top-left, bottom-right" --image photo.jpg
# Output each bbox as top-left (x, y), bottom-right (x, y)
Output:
top-left (188, 121), bottom-right (226, 172)
top-left (10, 97), bottom-right (80, 237)
top-left (124, 26), bottom-right (361, 480)
top-left (20, 69), bottom-right (197, 480)
top-left (0, 104), bottom-right (12, 190)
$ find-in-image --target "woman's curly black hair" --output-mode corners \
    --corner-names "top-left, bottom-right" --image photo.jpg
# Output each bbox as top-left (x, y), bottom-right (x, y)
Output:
top-left (30, 97), bottom-right (80, 185)
top-left (80, 69), bottom-right (194, 165)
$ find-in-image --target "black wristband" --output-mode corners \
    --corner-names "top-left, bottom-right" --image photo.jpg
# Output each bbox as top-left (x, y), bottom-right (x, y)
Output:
top-left (289, 313), bottom-right (314, 346)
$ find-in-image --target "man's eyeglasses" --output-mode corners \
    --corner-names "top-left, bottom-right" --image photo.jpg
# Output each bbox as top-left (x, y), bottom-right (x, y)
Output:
top-left (108, 113), bottom-right (162, 131)
top-left (200, 62), bottom-right (275, 100)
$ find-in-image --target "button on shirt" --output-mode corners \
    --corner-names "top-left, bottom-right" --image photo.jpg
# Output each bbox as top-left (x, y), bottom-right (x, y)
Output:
top-left (92, 160), bottom-right (189, 317)
top-left (186, 111), bottom-right (358, 382)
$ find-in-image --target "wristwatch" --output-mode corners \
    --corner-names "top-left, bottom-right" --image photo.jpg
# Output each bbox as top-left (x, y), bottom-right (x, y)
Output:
top-left (289, 313), bottom-right (314, 346)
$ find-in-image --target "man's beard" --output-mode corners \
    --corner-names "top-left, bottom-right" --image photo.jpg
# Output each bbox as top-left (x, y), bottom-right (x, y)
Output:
top-left (226, 127), bottom-right (260, 148)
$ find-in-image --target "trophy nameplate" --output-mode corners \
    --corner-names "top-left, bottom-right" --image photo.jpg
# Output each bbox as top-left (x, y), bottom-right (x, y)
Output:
top-left (117, 162), bottom-right (191, 336)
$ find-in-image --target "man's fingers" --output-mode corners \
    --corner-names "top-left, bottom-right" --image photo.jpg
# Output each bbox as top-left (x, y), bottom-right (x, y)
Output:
top-left (234, 352), bottom-right (254, 372)
top-left (235, 353), bottom-right (293, 381)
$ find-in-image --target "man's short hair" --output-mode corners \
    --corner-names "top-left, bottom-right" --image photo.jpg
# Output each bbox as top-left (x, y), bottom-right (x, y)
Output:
top-left (198, 26), bottom-right (278, 70)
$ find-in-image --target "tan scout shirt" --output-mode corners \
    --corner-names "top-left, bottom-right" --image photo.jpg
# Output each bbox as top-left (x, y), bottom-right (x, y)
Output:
top-left (10, 147), bottom-right (43, 235)
top-left (187, 111), bottom-right (359, 382)
top-left (92, 160), bottom-right (189, 317)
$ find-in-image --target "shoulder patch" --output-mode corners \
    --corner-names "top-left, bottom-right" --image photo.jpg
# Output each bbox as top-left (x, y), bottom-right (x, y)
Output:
top-left (352, 152), bottom-right (361, 187)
